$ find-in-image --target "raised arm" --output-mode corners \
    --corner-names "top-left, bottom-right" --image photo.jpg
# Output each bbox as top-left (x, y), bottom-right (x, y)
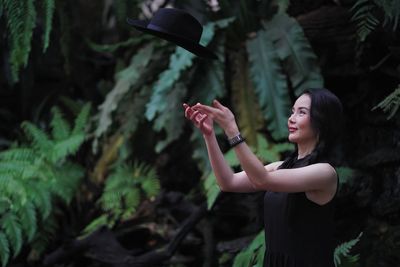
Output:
top-left (193, 100), bottom-right (337, 195)
top-left (184, 103), bottom-right (266, 193)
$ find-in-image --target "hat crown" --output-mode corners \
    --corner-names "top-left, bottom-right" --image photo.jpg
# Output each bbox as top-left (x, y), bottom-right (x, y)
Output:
top-left (148, 8), bottom-right (202, 43)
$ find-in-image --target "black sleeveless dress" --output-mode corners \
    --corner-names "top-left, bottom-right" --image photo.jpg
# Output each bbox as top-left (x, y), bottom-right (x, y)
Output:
top-left (263, 156), bottom-right (337, 267)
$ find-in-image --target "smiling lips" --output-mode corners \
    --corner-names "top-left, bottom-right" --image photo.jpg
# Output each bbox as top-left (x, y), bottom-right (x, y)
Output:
top-left (288, 127), bottom-right (297, 132)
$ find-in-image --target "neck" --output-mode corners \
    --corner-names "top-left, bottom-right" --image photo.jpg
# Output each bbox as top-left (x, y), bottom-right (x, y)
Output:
top-left (297, 139), bottom-right (318, 159)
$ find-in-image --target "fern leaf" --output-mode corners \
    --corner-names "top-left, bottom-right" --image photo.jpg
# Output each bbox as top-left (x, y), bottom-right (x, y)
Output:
top-left (52, 162), bottom-right (83, 203)
top-left (372, 85), bottom-right (400, 120)
top-left (334, 232), bottom-right (363, 266)
top-left (21, 122), bottom-right (53, 154)
top-left (80, 215), bottom-right (110, 237)
top-left (1, 213), bottom-right (22, 258)
top-left (28, 213), bottom-right (58, 260)
top-left (374, 0), bottom-right (400, 30)
top-left (0, 232), bottom-right (10, 267)
top-left (266, 14), bottom-right (324, 95)
top-left (95, 43), bottom-right (154, 141)
top-left (233, 231), bottom-right (265, 267)
top-left (50, 134), bottom-right (85, 162)
top-left (50, 106), bottom-right (71, 141)
top-left (17, 202), bottom-right (37, 242)
top-left (123, 188), bottom-right (141, 210)
top-left (189, 32), bottom-right (226, 104)
top-left (141, 177), bottom-right (160, 198)
top-left (247, 23), bottom-right (290, 140)
top-left (203, 172), bottom-right (221, 210)
top-left (3, 0), bottom-right (37, 82)
top-left (232, 50), bottom-right (264, 147)
top-left (28, 182), bottom-right (52, 220)
top-left (351, 0), bottom-right (380, 42)
top-left (42, 0), bottom-right (55, 52)
top-left (145, 47), bottom-right (196, 121)
top-left (190, 131), bottom-right (212, 173)
top-left (72, 102), bottom-right (92, 136)
top-left (153, 82), bottom-right (187, 152)
top-left (254, 134), bottom-right (293, 163)
top-left (119, 85), bottom-right (152, 136)
top-left (0, 148), bottom-right (36, 162)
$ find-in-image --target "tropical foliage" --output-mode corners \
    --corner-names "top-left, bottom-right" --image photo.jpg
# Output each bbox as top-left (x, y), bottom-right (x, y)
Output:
top-left (82, 161), bottom-right (160, 235)
top-left (0, 103), bottom-right (90, 266)
top-left (0, 0), bottom-right (399, 266)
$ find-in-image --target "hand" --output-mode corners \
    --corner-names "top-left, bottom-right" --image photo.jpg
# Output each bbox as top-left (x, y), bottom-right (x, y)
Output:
top-left (193, 100), bottom-right (239, 138)
top-left (183, 103), bottom-right (214, 135)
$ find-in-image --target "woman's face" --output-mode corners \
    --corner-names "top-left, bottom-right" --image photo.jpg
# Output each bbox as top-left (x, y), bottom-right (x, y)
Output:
top-left (287, 94), bottom-right (318, 144)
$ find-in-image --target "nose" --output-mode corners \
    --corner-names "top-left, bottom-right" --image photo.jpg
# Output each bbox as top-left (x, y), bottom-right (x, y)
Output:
top-left (288, 113), bottom-right (295, 123)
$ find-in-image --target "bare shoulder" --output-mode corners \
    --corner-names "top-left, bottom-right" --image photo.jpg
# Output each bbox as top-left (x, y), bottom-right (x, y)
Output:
top-left (264, 161), bottom-right (284, 172)
top-left (310, 163), bottom-right (337, 177)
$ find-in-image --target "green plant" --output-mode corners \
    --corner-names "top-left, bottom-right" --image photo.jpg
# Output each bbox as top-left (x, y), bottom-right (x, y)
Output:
top-left (82, 161), bottom-right (160, 235)
top-left (232, 231), bottom-right (265, 267)
top-left (0, 103), bottom-right (91, 266)
top-left (372, 84), bottom-right (400, 120)
top-left (1, 0), bottom-right (56, 83)
top-left (334, 232), bottom-right (363, 267)
top-left (351, 0), bottom-right (400, 42)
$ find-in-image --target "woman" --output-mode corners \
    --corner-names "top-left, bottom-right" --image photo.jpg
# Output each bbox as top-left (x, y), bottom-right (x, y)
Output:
top-left (183, 88), bottom-right (344, 267)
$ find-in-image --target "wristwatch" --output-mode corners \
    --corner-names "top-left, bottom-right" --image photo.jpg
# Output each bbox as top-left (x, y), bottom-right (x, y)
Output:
top-left (228, 133), bottom-right (245, 147)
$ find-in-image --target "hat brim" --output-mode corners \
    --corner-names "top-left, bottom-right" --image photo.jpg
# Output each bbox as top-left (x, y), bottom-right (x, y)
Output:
top-left (127, 18), bottom-right (217, 60)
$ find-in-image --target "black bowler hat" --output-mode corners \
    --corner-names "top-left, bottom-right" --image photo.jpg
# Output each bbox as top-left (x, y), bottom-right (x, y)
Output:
top-left (127, 8), bottom-right (217, 60)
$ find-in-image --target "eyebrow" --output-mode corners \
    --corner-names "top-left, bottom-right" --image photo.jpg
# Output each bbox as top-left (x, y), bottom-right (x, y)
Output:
top-left (291, 106), bottom-right (310, 111)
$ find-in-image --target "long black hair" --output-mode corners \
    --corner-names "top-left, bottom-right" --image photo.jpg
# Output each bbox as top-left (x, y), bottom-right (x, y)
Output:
top-left (279, 88), bottom-right (344, 169)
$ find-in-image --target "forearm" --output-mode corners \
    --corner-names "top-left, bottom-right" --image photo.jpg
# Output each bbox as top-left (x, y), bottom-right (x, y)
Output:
top-left (232, 142), bottom-right (268, 187)
top-left (203, 133), bottom-right (235, 191)
top-left (224, 129), bottom-right (268, 187)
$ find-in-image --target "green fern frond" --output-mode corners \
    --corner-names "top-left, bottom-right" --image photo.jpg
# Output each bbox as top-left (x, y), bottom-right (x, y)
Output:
top-left (233, 231), bottom-right (265, 267)
top-left (51, 107), bottom-right (71, 141)
top-left (50, 134), bottom-right (85, 163)
top-left (0, 148), bottom-right (36, 162)
top-left (72, 103), bottom-right (92, 136)
top-left (334, 232), bottom-right (363, 267)
top-left (0, 232), bottom-right (10, 267)
top-left (141, 176), bottom-right (160, 198)
top-left (145, 48), bottom-right (195, 121)
top-left (3, 0), bottom-right (37, 82)
top-left (27, 182), bottom-right (52, 220)
top-left (16, 202), bottom-right (37, 242)
top-left (374, 0), bottom-right (400, 30)
top-left (232, 50), bottom-right (264, 147)
top-left (203, 172), bottom-right (221, 210)
top-left (266, 13), bottom-right (324, 95)
top-left (52, 163), bottom-right (83, 203)
top-left (123, 187), bottom-right (141, 210)
top-left (0, 175), bottom-right (28, 207)
top-left (94, 44), bottom-right (153, 143)
top-left (372, 85), bottom-right (400, 119)
top-left (351, 0), bottom-right (380, 42)
top-left (1, 213), bottom-right (22, 258)
top-left (80, 215), bottom-right (112, 237)
top-left (28, 213), bottom-right (58, 260)
top-left (42, 0), bottom-right (55, 52)
top-left (21, 122), bottom-right (53, 154)
top-left (247, 20), bottom-right (290, 140)
top-left (98, 161), bottom-right (160, 224)
top-left (153, 82), bottom-right (187, 152)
